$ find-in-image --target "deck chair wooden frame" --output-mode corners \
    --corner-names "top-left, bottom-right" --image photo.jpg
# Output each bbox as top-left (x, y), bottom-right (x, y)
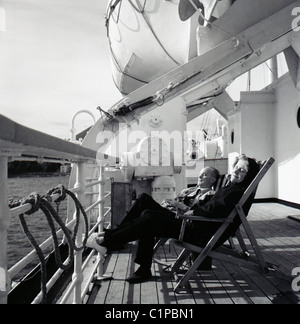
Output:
top-left (153, 174), bottom-right (247, 265)
top-left (170, 157), bottom-right (275, 293)
top-left (153, 174), bottom-right (230, 257)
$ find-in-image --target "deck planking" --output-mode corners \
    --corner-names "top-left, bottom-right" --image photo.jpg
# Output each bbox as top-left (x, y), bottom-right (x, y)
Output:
top-left (87, 203), bottom-right (300, 305)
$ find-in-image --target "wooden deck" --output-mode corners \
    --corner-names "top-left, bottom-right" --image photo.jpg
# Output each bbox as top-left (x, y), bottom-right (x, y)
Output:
top-left (87, 203), bottom-right (300, 305)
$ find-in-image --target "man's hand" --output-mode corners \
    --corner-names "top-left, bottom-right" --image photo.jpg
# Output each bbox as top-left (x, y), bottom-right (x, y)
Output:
top-left (183, 210), bottom-right (194, 217)
top-left (161, 199), bottom-right (189, 213)
top-left (161, 199), bottom-right (176, 208)
top-left (174, 202), bottom-right (190, 213)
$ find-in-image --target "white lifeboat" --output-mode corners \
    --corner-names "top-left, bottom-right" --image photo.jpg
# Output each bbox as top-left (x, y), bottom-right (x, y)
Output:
top-left (105, 0), bottom-right (198, 95)
top-left (105, 0), bottom-right (235, 95)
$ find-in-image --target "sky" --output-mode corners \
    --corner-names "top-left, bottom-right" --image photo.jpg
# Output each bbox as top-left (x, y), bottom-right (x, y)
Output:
top-left (0, 0), bottom-right (122, 139)
top-left (0, 0), bottom-right (288, 140)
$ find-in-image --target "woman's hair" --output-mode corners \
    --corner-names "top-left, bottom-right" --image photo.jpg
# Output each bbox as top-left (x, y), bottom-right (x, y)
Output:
top-left (233, 154), bottom-right (260, 188)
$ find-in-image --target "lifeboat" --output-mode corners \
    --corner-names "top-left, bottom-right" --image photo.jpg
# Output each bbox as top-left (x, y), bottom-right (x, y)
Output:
top-left (105, 0), bottom-right (235, 95)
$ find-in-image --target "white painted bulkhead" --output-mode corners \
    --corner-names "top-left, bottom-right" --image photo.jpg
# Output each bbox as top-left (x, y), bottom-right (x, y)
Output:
top-left (228, 74), bottom-right (300, 205)
top-left (273, 75), bottom-right (300, 204)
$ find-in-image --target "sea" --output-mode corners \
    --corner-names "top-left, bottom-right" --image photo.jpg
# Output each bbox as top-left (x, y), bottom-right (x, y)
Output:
top-left (7, 175), bottom-right (70, 275)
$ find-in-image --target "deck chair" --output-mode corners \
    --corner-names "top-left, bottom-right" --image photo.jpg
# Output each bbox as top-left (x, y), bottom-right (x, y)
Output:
top-left (153, 173), bottom-right (242, 260)
top-left (153, 174), bottom-right (229, 256)
top-left (170, 157), bottom-right (275, 293)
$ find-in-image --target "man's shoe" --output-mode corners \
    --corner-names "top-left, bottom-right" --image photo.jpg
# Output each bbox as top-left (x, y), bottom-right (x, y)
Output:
top-left (86, 233), bottom-right (107, 257)
top-left (126, 267), bottom-right (152, 284)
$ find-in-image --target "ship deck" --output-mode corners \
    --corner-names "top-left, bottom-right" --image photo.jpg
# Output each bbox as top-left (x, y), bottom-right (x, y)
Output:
top-left (87, 203), bottom-right (300, 305)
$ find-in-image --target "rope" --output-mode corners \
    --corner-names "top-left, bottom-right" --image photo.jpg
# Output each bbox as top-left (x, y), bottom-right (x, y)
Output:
top-left (18, 211), bottom-right (48, 303)
top-left (9, 185), bottom-right (89, 304)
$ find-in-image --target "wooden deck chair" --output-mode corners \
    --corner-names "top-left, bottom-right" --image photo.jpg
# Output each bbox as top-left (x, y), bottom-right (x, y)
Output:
top-left (170, 157), bottom-right (275, 293)
top-left (153, 172), bottom-right (251, 264)
top-left (153, 173), bottom-right (230, 258)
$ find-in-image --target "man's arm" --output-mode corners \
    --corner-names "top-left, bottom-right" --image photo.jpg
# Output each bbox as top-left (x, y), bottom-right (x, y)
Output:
top-left (189, 187), bottom-right (244, 219)
top-left (161, 187), bottom-right (196, 209)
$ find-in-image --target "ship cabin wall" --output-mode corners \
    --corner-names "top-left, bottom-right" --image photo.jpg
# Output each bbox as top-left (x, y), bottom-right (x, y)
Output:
top-left (228, 74), bottom-right (300, 206)
top-left (273, 75), bottom-right (300, 205)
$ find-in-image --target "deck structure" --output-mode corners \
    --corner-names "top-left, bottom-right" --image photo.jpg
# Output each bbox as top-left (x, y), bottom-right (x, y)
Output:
top-left (87, 203), bottom-right (300, 305)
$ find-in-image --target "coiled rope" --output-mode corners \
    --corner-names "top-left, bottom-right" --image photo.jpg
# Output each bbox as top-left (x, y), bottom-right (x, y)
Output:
top-left (9, 185), bottom-right (89, 304)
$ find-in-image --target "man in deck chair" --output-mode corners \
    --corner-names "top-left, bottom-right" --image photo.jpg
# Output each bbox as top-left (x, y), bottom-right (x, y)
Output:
top-left (87, 166), bottom-right (219, 256)
top-left (88, 155), bottom-right (259, 284)
top-left (117, 165), bottom-right (220, 226)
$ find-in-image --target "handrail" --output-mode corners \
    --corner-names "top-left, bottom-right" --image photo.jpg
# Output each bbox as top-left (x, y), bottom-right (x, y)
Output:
top-left (0, 114), bottom-right (118, 164)
top-left (7, 167), bottom-right (112, 305)
top-left (8, 179), bottom-right (111, 279)
top-left (0, 115), bottom-right (116, 304)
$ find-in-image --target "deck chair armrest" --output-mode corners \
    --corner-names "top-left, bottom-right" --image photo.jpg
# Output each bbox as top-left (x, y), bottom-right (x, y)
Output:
top-left (177, 214), bottom-right (232, 241)
top-left (178, 214), bottom-right (231, 223)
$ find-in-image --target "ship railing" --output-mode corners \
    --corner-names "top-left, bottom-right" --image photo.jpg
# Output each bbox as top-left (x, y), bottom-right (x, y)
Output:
top-left (0, 114), bottom-right (117, 304)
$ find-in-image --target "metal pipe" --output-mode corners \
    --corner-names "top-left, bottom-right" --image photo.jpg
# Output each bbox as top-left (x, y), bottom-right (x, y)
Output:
top-left (70, 110), bottom-right (96, 141)
top-left (97, 165), bottom-right (106, 279)
top-left (72, 162), bottom-right (85, 304)
top-left (267, 55), bottom-right (278, 84)
top-left (0, 156), bottom-right (10, 304)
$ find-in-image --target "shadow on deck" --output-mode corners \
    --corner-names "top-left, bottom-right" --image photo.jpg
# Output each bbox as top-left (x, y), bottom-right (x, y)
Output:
top-left (87, 203), bottom-right (300, 305)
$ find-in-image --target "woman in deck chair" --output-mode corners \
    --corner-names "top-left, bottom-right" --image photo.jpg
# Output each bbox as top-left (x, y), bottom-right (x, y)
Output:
top-left (88, 154), bottom-right (259, 284)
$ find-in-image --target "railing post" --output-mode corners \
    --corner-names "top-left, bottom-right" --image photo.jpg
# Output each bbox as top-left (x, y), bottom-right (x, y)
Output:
top-left (72, 162), bottom-right (85, 304)
top-left (0, 155), bottom-right (11, 304)
top-left (97, 164), bottom-right (106, 278)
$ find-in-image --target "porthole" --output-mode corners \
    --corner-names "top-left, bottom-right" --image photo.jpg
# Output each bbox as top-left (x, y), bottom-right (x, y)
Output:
top-left (231, 130), bottom-right (235, 144)
top-left (297, 107), bottom-right (300, 128)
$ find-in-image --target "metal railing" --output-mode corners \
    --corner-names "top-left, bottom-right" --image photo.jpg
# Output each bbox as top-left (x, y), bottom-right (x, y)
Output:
top-left (0, 114), bottom-right (117, 304)
top-left (11, 165), bottom-right (111, 304)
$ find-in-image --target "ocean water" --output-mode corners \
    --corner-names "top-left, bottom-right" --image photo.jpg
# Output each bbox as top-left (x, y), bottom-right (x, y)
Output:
top-left (7, 176), bottom-right (70, 271)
